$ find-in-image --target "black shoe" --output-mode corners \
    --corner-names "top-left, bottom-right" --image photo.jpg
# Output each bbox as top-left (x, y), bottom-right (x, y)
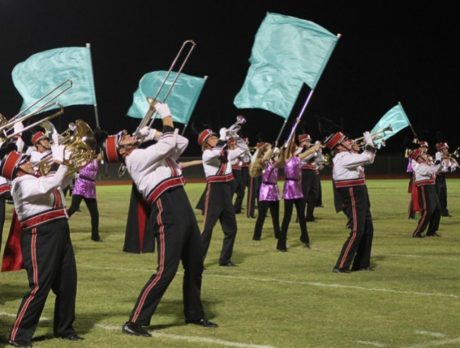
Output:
top-left (252, 237), bottom-right (261, 241)
top-left (59, 333), bottom-right (84, 341)
top-left (277, 246), bottom-right (287, 252)
top-left (442, 213), bottom-right (452, 217)
top-left (186, 318), bottom-right (218, 328)
top-left (306, 217), bottom-right (315, 222)
top-left (412, 234), bottom-right (424, 238)
top-left (122, 322), bottom-right (152, 337)
top-left (8, 340), bottom-right (32, 347)
top-left (352, 266), bottom-right (375, 272)
top-left (332, 267), bottom-right (350, 273)
top-left (219, 260), bottom-right (236, 267)
top-left (427, 232), bottom-right (441, 237)
top-left (91, 235), bottom-right (101, 242)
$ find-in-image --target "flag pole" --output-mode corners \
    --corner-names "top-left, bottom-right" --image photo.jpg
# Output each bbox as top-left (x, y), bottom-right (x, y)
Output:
top-left (399, 101), bottom-right (418, 138)
top-left (181, 75), bottom-right (208, 135)
top-left (86, 43), bottom-right (100, 128)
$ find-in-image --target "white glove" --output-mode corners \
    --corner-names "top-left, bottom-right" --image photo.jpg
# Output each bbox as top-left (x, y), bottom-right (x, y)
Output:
top-left (139, 126), bottom-right (157, 142)
top-left (219, 127), bottom-right (227, 141)
top-left (52, 132), bottom-right (59, 145)
top-left (64, 149), bottom-right (72, 161)
top-left (14, 121), bottom-right (24, 134)
top-left (154, 102), bottom-right (172, 119)
top-left (51, 144), bottom-right (65, 163)
top-left (363, 131), bottom-right (374, 147)
top-left (273, 147), bottom-right (280, 155)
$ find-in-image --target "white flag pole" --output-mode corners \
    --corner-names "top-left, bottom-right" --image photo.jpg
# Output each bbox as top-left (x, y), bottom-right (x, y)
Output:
top-left (86, 43), bottom-right (100, 128)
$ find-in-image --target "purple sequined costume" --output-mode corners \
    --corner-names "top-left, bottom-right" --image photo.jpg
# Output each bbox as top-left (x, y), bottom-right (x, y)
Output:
top-left (72, 160), bottom-right (99, 199)
top-left (259, 162), bottom-right (280, 201)
top-left (282, 157), bottom-right (303, 200)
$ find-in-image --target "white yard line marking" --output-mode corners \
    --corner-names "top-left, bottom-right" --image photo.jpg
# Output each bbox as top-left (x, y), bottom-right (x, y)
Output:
top-left (402, 337), bottom-right (460, 348)
top-left (357, 340), bottom-right (387, 347)
top-left (0, 312), bottom-right (275, 348)
top-left (415, 330), bottom-right (446, 338)
top-left (79, 264), bottom-right (460, 300)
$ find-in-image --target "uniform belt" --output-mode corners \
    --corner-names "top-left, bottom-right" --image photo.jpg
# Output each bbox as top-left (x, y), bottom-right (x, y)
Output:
top-left (301, 164), bottom-right (317, 170)
top-left (146, 176), bottom-right (185, 206)
top-left (206, 173), bottom-right (234, 183)
top-left (285, 178), bottom-right (299, 181)
top-left (0, 184), bottom-right (10, 195)
top-left (20, 208), bottom-right (68, 229)
top-left (335, 178), bottom-right (366, 188)
top-left (415, 179), bottom-right (435, 187)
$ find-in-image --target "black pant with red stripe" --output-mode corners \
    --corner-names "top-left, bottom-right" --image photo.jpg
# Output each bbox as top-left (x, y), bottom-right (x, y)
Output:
top-left (413, 185), bottom-right (441, 237)
top-left (201, 181), bottom-right (237, 265)
top-left (301, 170), bottom-right (319, 220)
top-left (9, 218), bottom-right (77, 343)
top-left (335, 185), bottom-right (374, 271)
top-left (232, 169), bottom-right (245, 213)
top-left (129, 186), bottom-right (205, 325)
top-left (435, 174), bottom-right (449, 216)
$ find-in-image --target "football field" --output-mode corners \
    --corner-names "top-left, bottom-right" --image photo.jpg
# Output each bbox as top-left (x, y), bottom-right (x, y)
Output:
top-left (1, 179), bottom-right (459, 348)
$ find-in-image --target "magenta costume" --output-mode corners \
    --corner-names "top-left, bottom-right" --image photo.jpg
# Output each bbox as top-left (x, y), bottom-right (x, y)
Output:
top-left (259, 163), bottom-right (280, 202)
top-left (72, 160), bottom-right (98, 199)
top-left (282, 157), bottom-right (303, 200)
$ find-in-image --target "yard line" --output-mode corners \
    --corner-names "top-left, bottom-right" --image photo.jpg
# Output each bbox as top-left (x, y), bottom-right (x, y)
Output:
top-left (415, 330), bottom-right (446, 338)
top-left (356, 340), bottom-right (387, 347)
top-left (96, 323), bottom-right (277, 348)
top-left (401, 337), bottom-right (460, 348)
top-left (79, 264), bottom-right (460, 299)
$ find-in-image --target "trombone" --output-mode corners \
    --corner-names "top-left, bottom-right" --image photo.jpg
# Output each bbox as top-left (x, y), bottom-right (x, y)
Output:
top-left (134, 40), bottom-right (196, 138)
top-left (0, 80), bottom-right (72, 139)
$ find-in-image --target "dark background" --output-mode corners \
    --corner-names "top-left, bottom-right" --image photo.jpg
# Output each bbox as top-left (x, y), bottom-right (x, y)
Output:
top-left (1, 0), bottom-right (459, 155)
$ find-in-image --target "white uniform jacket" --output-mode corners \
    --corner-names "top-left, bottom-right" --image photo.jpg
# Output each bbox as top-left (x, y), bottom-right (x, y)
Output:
top-left (202, 139), bottom-right (248, 183)
top-left (125, 131), bottom-right (188, 205)
top-left (332, 150), bottom-right (375, 188)
top-left (11, 165), bottom-right (72, 228)
top-left (412, 159), bottom-right (441, 185)
top-left (435, 152), bottom-right (458, 173)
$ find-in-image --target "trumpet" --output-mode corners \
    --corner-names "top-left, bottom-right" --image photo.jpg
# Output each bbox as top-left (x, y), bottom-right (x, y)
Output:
top-left (353, 125), bottom-right (393, 147)
top-left (226, 115), bottom-right (246, 138)
top-left (134, 40), bottom-right (196, 138)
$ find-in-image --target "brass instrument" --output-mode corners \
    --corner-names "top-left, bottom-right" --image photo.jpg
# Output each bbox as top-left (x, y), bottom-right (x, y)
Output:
top-left (226, 115), bottom-right (246, 138)
top-left (38, 120), bottom-right (97, 176)
top-left (134, 40), bottom-right (196, 138)
top-left (453, 147), bottom-right (460, 158)
top-left (353, 125), bottom-right (393, 147)
top-left (0, 80), bottom-right (72, 139)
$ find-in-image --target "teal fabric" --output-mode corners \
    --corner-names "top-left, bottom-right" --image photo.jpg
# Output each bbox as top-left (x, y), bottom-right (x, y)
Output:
top-left (234, 12), bottom-right (338, 119)
top-left (12, 47), bottom-right (96, 112)
top-left (371, 103), bottom-right (410, 146)
top-left (127, 71), bottom-right (206, 125)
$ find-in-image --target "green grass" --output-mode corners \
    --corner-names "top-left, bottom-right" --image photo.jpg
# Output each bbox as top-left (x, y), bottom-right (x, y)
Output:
top-left (1, 179), bottom-right (460, 348)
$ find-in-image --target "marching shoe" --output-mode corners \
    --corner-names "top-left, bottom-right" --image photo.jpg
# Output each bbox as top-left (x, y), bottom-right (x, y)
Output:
top-left (8, 340), bottom-right (32, 347)
top-left (122, 321), bottom-right (152, 337)
top-left (219, 260), bottom-right (236, 267)
top-left (59, 333), bottom-right (84, 341)
top-left (186, 318), bottom-right (218, 328)
top-left (332, 267), bottom-right (350, 273)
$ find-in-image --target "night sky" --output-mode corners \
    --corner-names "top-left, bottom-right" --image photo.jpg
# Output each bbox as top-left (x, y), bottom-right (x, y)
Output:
top-left (1, 1), bottom-right (459, 155)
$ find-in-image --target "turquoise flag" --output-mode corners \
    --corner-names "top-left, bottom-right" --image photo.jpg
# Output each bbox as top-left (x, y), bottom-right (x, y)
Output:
top-left (371, 103), bottom-right (410, 146)
top-left (12, 47), bottom-right (96, 112)
top-left (234, 12), bottom-right (338, 119)
top-left (127, 71), bottom-right (206, 125)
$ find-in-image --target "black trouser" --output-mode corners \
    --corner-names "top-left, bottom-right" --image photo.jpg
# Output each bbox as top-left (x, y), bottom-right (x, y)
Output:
top-left (335, 185), bottom-right (374, 271)
top-left (413, 185), bottom-right (441, 237)
top-left (201, 181), bottom-right (237, 265)
top-left (253, 200), bottom-right (280, 240)
top-left (129, 187), bottom-right (204, 325)
top-left (435, 175), bottom-right (449, 216)
top-left (316, 176), bottom-right (323, 207)
top-left (246, 176), bottom-right (260, 218)
top-left (232, 169), bottom-right (245, 213)
top-left (67, 195), bottom-right (99, 239)
top-left (0, 197), bottom-right (5, 248)
top-left (10, 219), bottom-right (77, 343)
top-left (278, 198), bottom-right (309, 250)
top-left (301, 170), bottom-right (319, 220)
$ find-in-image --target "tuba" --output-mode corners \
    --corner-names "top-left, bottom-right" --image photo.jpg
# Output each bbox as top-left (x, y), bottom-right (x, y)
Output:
top-left (39, 120), bottom-right (97, 175)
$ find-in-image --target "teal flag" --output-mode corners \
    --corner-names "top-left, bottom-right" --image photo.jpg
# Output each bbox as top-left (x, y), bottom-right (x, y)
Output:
top-left (234, 12), bottom-right (338, 119)
top-left (127, 71), bottom-right (206, 125)
top-left (12, 47), bottom-right (96, 112)
top-left (371, 103), bottom-right (410, 146)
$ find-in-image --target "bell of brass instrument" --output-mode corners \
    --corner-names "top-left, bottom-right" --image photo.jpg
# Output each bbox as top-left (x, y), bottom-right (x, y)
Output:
top-left (38, 120), bottom-right (97, 176)
top-left (226, 115), bottom-right (246, 138)
top-left (353, 125), bottom-right (393, 147)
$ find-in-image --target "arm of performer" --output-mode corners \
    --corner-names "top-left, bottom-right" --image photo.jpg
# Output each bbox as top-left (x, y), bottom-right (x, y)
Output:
top-left (228, 136), bottom-right (249, 160)
top-left (342, 132), bottom-right (376, 169)
top-left (298, 142), bottom-right (321, 160)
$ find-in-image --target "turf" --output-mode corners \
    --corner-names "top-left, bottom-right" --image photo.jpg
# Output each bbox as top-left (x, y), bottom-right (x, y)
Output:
top-left (1, 179), bottom-right (459, 348)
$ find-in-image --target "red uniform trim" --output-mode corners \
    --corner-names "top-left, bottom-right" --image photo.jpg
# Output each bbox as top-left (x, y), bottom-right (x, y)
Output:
top-left (206, 173), bottom-right (234, 183)
top-left (145, 176), bottom-right (185, 206)
top-left (20, 209), bottom-right (67, 229)
top-left (415, 178), bottom-right (435, 186)
top-left (334, 178), bottom-right (366, 188)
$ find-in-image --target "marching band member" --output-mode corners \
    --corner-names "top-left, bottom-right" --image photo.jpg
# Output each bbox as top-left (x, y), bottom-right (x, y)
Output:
top-left (277, 137), bottom-right (320, 252)
top-left (2, 144), bottom-right (83, 346)
top-left (324, 131), bottom-right (376, 273)
top-left (411, 148), bottom-right (442, 237)
top-left (251, 143), bottom-right (282, 241)
top-left (435, 142), bottom-right (458, 217)
top-left (198, 126), bottom-right (249, 266)
top-left (28, 131), bottom-right (51, 167)
top-left (102, 102), bottom-right (217, 337)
